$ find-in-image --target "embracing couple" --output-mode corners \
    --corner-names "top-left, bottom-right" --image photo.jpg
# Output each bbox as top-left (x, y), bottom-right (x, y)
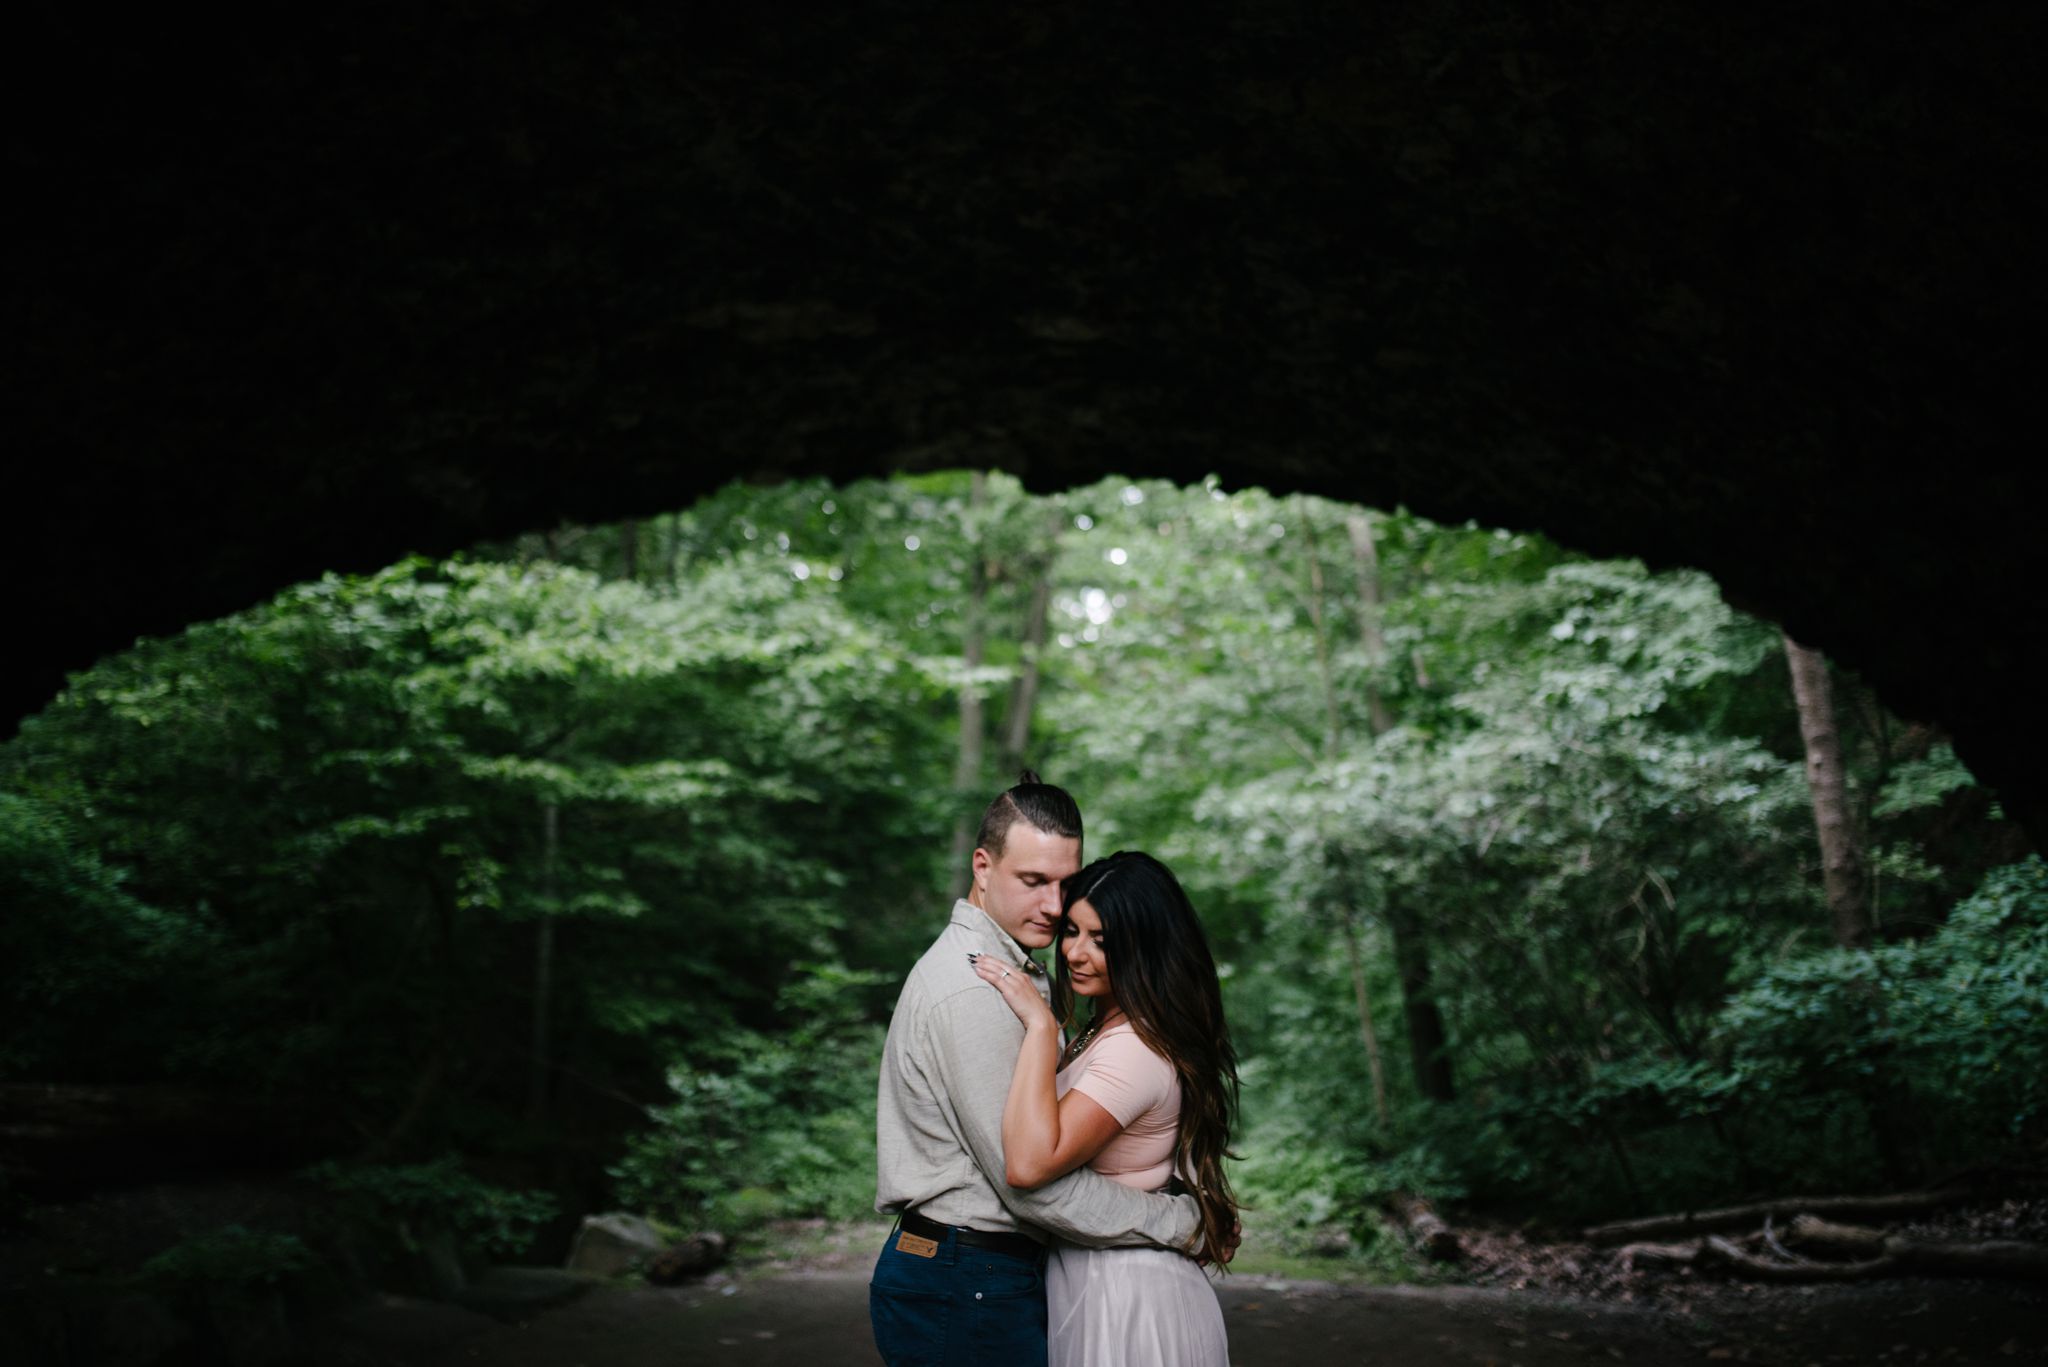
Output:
top-left (870, 772), bottom-right (1239, 1366)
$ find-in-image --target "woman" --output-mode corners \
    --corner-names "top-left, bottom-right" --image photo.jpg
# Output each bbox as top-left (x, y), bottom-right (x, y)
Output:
top-left (972, 850), bottom-right (1239, 1367)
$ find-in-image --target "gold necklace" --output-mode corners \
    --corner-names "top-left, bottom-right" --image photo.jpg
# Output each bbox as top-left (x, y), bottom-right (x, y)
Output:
top-left (1059, 1009), bottom-right (1122, 1070)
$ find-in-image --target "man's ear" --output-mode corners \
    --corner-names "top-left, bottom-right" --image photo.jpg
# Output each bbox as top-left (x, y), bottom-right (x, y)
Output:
top-left (970, 846), bottom-right (992, 892)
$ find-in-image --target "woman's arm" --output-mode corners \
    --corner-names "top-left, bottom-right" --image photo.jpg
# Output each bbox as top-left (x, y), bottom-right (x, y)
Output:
top-left (972, 957), bottom-right (1127, 1189)
top-left (931, 986), bottom-right (1201, 1251)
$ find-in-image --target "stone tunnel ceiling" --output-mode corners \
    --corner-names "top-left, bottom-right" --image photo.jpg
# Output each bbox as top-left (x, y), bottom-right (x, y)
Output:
top-left (7, 4), bottom-right (2045, 845)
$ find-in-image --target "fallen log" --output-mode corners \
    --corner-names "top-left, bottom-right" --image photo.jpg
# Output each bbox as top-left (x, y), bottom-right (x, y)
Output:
top-left (1784, 1214), bottom-right (1888, 1259)
top-left (1899, 1239), bottom-right (2048, 1280)
top-left (1390, 1192), bottom-right (1462, 1261)
top-left (1621, 1223), bottom-right (2048, 1285)
top-left (1614, 1240), bottom-right (1701, 1271)
top-left (1583, 1187), bottom-right (1978, 1247)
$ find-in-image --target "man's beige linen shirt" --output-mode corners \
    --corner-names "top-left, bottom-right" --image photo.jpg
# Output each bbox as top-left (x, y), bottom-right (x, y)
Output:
top-left (874, 899), bottom-right (1199, 1250)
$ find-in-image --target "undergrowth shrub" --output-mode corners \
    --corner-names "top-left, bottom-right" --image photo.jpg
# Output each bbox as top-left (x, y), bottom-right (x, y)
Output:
top-left (1424, 858), bottom-right (2048, 1220)
top-left (139, 1226), bottom-right (316, 1290)
top-left (303, 1156), bottom-right (556, 1258)
top-left (609, 963), bottom-right (886, 1232)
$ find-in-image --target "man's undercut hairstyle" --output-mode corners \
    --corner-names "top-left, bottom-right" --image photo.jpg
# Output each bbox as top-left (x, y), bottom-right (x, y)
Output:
top-left (974, 769), bottom-right (1083, 860)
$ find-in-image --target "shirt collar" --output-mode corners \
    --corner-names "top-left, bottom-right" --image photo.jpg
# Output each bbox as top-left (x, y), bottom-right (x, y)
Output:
top-left (952, 898), bottom-right (1048, 977)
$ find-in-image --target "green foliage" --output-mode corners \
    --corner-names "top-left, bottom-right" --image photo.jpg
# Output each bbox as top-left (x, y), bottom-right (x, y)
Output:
top-left (1716, 857), bottom-right (2048, 1156)
top-left (1873, 743), bottom-right (1976, 820)
top-left (1036, 480), bottom-right (2014, 1223)
top-left (1234, 1108), bottom-right (1460, 1239)
top-left (1053, 492), bottom-right (1791, 1090)
top-left (1230, 1139), bottom-right (1426, 1280)
top-left (304, 1157), bottom-right (556, 1257)
top-left (139, 1226), bottom-right (316, 1289)
top-left (3, 550), bottom-right (941, 1152)
top-left (609, 962), bottom-right (886, 1231)
top-left (1363, 860), bottom-right (2048, 1218)
top-left (0, 791), bottom-right (218, 1075)
top-left (3, 472), bottom-right (2020, 1242)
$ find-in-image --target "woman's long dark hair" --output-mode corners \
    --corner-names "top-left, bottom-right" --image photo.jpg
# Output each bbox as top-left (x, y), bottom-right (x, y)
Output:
top-left (1056, 851), bottom-right (1240, 1264)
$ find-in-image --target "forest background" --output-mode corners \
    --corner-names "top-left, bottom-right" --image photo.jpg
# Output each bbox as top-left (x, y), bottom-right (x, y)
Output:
top-left (3, 472), bottom-right (2040, 1277)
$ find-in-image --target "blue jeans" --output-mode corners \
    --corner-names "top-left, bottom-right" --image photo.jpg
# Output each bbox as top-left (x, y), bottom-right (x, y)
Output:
top-left (868, 1218), bottom-right (1047, 1367)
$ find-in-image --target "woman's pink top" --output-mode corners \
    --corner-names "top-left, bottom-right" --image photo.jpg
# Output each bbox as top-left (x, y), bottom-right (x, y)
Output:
top-left (1055, 1020), bottom-right (1179, 1191)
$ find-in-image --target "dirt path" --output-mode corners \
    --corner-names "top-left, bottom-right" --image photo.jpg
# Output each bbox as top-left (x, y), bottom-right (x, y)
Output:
top-left (323, 1268), bottom-right (2048, 1367)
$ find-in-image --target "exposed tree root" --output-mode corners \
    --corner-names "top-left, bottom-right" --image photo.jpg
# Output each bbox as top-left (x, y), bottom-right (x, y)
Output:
top-left (1604, 1212), bottom-right (2048, 1284)
top-left (1583, 1187), bottom-right (1982, 1247)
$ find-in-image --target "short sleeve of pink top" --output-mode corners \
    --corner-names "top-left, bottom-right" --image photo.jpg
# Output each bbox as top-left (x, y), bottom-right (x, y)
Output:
top-left (1055, 1021), bottom-right (1180, 1192)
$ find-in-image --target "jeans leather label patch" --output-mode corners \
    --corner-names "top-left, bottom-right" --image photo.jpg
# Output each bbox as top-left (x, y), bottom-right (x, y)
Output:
top-left (895, 1231), bottom-right (939, 1258)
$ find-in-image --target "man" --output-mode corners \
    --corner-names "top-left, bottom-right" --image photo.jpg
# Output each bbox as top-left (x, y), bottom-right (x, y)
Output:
top-left (869, 772), bottom-right (1203, 1366)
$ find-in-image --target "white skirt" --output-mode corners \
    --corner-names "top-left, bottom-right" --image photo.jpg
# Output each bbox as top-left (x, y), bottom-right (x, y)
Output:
top-left (1046, 1241), bottom-right (1230, 1367)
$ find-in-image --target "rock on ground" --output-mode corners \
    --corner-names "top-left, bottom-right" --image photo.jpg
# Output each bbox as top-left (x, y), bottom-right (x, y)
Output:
top-left (563, 1213), bottom-right (665, 1277)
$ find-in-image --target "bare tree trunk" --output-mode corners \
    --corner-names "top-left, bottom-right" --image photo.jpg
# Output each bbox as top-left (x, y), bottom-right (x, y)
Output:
top-left (1783, 632), bottom-right (1871, 948)
top-left (1342, 911), bottom-right (1391, 1129)
top-left (996, 506), bottom-right (1060, 774)
top-left (1345, 510), bottom-right (1456, 1104)
top-left (946, 473), bottom-right (991, 901)
top-left (1345, 511), bottom-right (1395, 737)
top-left (526, 801), bottom-right (559, 1121)
top-left (363, 1044), bottom-right (448, 1163)
top-left (1297, 501), bottom-right (1342, 759)
top-left (1389, 905), bottom-right (1457, 1101)
top-left (1300, 501), bottom-right (1393, 1116)
top-left (619, 517), bottom-right (640, 582)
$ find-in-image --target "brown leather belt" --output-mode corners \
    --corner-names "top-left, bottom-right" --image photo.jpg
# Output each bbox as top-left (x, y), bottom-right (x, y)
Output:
top-left (900, 1207), bottom-right (1043, 1261)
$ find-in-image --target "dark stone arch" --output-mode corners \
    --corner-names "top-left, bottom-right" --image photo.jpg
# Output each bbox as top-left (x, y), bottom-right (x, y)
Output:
top-left (7, 3), bottom-right (2043, 845)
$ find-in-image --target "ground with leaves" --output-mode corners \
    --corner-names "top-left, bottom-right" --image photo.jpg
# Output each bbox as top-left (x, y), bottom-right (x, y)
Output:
top-left (292, 1215), bottom-right (2048, 1367)
top-left (318, 1267), bottom-right (2046, 1367)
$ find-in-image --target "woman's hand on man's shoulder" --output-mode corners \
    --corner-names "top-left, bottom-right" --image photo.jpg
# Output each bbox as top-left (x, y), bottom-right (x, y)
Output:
top-left (970, 952), bottom-right (1056, 1031)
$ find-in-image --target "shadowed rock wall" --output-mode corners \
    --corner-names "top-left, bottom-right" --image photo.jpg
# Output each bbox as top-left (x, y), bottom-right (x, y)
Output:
top-left (7, 3), bottom-right (2043, 843)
